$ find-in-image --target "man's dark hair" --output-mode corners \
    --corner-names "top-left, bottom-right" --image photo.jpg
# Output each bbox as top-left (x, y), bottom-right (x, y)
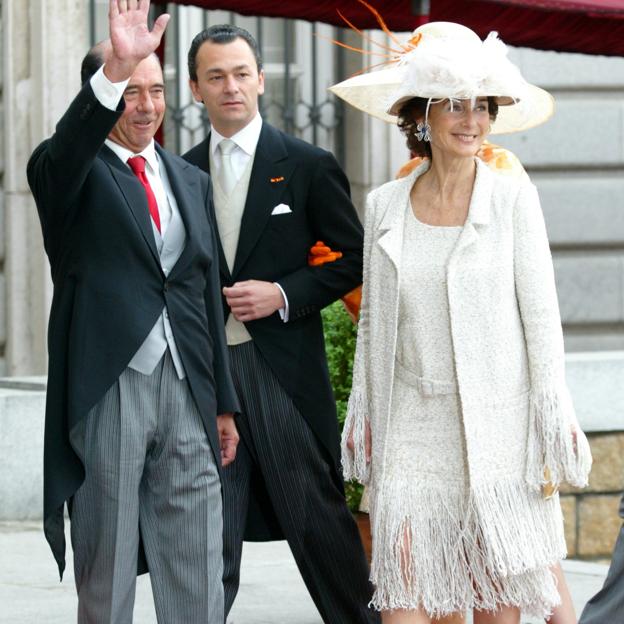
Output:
top-left (81, 43), bottom-right (108, 85)
top-left (80, 41), bottom-right (161, 86)
top-left (187, 24), bottom-right (263, 82)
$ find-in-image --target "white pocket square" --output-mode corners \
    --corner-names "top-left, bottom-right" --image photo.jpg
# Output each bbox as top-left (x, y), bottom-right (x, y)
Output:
top-left (271, 203), bottom-right (292, 215)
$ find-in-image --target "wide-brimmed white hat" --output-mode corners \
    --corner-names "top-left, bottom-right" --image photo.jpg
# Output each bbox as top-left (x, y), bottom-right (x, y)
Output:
top-left (329, 21), bottom-right (554, 134)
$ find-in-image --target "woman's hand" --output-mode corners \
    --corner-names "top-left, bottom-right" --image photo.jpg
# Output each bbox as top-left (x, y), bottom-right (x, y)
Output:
top-left (347, 419), bottom-right (372, 464)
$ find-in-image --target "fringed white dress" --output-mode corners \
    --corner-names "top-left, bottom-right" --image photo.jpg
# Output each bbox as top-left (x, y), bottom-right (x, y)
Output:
top-left (343, 161), bottom-right (592, 620)
top-left (371, 206), bottom-right (560, 616)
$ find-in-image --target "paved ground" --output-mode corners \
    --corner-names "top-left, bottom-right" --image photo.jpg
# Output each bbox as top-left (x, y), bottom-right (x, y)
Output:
top-left (0, 521), bottom-right (609, 623)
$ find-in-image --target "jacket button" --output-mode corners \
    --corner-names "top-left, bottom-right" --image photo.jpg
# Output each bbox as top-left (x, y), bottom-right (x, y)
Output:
top-left (163, 281), bottom-right (169, 292)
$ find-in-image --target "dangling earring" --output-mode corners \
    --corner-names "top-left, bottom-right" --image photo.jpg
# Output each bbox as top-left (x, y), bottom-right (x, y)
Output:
top-left (414, 97), bottom-right (433, 142)
top-left (415, 121), bottom-right (431, 142)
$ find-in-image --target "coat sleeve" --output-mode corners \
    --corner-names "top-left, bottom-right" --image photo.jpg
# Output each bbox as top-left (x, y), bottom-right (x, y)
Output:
top-left (513, 181), bottom-right (592, 489)
top-left (276, 150), bottom-right (364, 319)
top-left (340, 190), bottom-right (376, 484)
top-left (27, 84), bottom-right (122, 254)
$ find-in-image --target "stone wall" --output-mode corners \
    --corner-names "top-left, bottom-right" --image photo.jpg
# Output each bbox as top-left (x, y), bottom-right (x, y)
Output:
top-left (1, 1), bottom-right (88, 377)
top-left (562, 352), bottom-right (624, 559)
top-left (0, 5), bottom-right (6, 374)
top-left (500, 48), bottom-right (624, 353)
top-left (0, 378), bottom-right (46, 520)
top-left (561, 432), bottom-right (624, 559)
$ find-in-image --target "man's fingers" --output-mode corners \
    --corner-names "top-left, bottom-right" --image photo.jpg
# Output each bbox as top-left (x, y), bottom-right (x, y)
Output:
top-left (223, 285), bottom-right (246, 298)
top-left (152, 13), bottom-right (170, 40)
top-left (109, 0), bottom-right (120, 18)
top-left (221, 442), bottom-right (237, 467)
top-left (220, 435), bottom-right (239, 466)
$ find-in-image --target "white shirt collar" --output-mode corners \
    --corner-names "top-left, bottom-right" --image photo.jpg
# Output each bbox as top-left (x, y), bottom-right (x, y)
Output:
top-left (210, 113), bottom-right (262, 158)
top-left (105, 138), bottom-right (160, 174)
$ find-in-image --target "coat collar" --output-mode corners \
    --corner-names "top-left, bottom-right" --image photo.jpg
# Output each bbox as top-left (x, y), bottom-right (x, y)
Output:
top-left (101, 144), bottom-right (161, 265)
top-left (100, 142), bottom-right (200, 275)
top-left (376, 157), bottom-right (494, 270)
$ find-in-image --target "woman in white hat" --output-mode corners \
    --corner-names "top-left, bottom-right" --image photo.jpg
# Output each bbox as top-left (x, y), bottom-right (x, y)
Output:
top-left (334, 21), bottom-right (592, 624)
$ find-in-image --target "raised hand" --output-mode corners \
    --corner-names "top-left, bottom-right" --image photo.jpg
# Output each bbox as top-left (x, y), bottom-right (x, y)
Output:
top-left (106, 0), bottom-right (170, 81)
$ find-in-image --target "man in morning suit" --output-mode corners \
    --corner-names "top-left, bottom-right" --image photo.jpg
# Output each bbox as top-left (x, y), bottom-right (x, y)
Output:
top-left (183, 24), bottom-right (379, 623)
top-left (579, 493), bottom-right (624, 623)
top-left (26, 2), bottom-right (238, 621)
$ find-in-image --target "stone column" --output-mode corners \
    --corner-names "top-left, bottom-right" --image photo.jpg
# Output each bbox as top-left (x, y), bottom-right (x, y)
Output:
top-left (2, 1), bottom-right (88, 375)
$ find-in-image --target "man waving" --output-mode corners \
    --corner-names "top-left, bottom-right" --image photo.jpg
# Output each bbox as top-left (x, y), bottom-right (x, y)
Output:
top-left (27, 1), bottom-right (238, 621)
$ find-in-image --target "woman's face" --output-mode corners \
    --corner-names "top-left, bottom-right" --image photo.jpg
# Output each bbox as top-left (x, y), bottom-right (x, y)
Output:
top-left (426, 97), bottom-right (491, 159)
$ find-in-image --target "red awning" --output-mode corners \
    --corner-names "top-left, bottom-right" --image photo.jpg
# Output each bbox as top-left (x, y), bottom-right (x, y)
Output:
top-left (163, 0), bottom-right (624, 55)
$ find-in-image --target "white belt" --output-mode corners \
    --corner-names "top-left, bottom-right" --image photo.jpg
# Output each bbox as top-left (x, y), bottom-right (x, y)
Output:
top-left (394, 360), bottom-right (458, 397)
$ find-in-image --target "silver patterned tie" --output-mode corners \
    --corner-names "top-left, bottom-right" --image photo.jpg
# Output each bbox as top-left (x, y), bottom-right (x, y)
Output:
top-left (218, 138), bottom-right (237, 195)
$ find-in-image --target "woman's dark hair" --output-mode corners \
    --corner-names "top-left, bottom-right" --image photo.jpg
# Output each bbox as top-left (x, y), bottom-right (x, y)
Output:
top-left (397, 96), bottom-right (499, 158)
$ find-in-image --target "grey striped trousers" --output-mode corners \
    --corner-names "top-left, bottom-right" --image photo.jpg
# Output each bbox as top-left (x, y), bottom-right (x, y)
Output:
top-left (222, 341), bottom-right (379, 624)
top-left (70, 351), bottom-right (223, 624)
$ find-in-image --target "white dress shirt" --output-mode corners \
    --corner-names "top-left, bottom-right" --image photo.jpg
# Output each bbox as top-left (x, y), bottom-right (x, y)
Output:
top-left (210, 113), bottom-right (290, 321)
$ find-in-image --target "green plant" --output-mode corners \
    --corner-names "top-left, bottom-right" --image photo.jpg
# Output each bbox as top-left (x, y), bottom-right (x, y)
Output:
top-left (322, 300), bottom-right (364, 512)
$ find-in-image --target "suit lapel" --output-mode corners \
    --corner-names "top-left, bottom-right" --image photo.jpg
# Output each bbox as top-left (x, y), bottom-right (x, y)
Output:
top-left (232, 124), bottom-right (295, 278)
top-left (101, 145), bottom-right (160, 266)
top-left (155, 145), bottom-right (199, 279)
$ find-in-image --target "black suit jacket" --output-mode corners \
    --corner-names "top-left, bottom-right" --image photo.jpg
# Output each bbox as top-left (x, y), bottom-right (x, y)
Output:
top-left (184, 123), bottom-right (363, 539)
top-left (27, 84), bottom-right (238, 576)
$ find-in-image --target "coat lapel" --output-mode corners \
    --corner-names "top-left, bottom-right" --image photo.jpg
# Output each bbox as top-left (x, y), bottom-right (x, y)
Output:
top-left (101, 145), bottom-right (160, 266)
top-left (155, 145), bottom-right (200, 279)
top-left (376, 164), bottom-right (425, 272)
top-left (447, 158), bottom-right (493, 270)
top-left (232, 124), bottom-right (296, 278)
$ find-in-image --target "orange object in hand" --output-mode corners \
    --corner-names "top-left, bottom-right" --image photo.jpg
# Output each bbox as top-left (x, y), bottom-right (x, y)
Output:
top-left (308, 240), bottom-right (343, 266)
top-left (308, 241), bottom-right (361, 321)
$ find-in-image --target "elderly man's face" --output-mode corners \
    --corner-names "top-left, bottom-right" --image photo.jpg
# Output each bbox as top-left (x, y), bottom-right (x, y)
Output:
top-left (108, 55), bottom-right (166, 153)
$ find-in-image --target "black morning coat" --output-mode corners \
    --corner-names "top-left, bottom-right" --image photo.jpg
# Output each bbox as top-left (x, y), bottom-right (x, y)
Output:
top-left (26, 83), bottom-right (239, 578)
top-left (183, 123), bottom-right (364, 540)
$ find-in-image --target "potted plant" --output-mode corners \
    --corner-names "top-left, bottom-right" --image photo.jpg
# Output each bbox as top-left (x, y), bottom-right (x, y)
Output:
top-left (322, 300), bottom-right (371, 561)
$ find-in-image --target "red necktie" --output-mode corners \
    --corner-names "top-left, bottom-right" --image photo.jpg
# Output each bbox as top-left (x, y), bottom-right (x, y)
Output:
top-left (127, 156), bottom-right (161, 233)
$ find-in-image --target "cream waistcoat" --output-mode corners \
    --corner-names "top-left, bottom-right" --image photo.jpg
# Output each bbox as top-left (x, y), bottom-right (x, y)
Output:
top-left (210, 148), bottom-right (255, 345)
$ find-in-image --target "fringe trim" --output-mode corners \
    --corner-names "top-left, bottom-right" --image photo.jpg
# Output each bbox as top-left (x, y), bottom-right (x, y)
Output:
top-left (369, 478), bottom-right (565, 619)
top-left (525, 385), bottom-right (592, 490)
top-left (341, 386), bottom-right (370, 483)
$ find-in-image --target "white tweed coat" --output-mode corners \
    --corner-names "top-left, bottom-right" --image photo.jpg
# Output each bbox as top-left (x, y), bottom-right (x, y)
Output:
top-left (343, 158), bottom-right (592, 614)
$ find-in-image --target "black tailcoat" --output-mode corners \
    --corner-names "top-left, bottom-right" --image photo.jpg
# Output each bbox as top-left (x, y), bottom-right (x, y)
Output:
top-left (27, 84), bottom-right (238, 576)
top-left (183, 123), bottom-right (363, 539)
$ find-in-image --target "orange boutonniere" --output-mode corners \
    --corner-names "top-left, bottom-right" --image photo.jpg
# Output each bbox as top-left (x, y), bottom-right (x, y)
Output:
top-left (270, 176), bottom-right (285, 183)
